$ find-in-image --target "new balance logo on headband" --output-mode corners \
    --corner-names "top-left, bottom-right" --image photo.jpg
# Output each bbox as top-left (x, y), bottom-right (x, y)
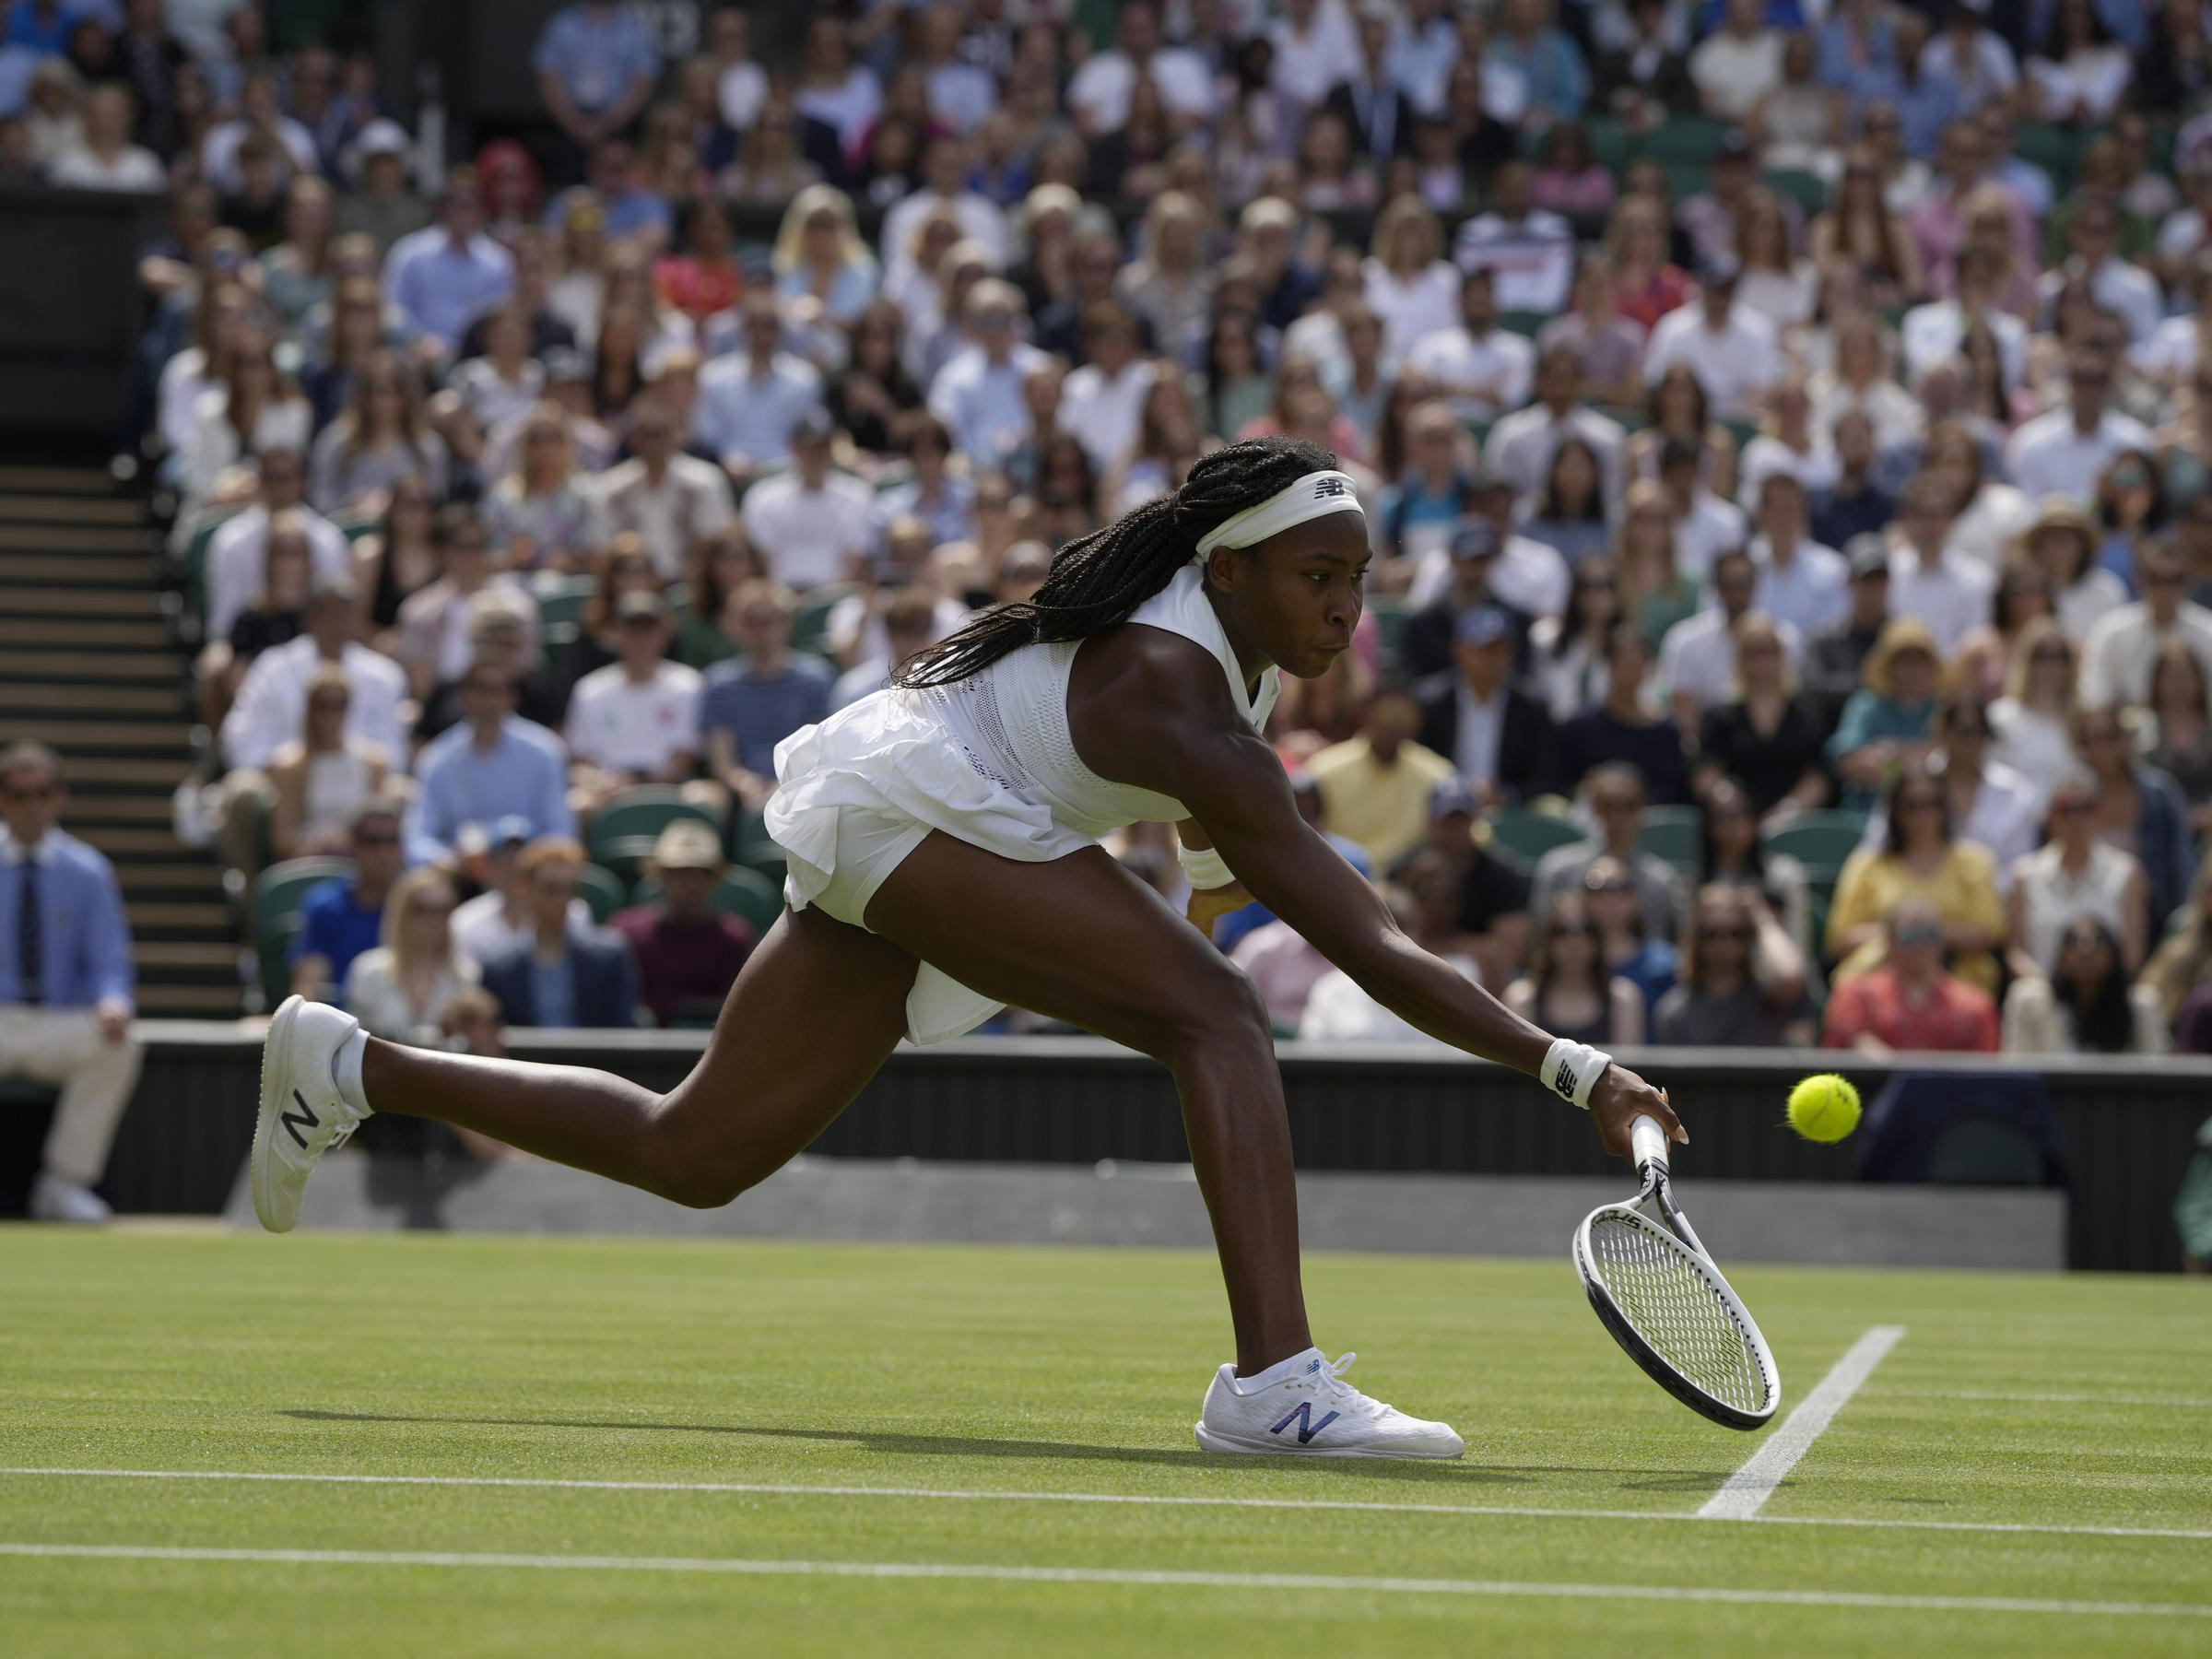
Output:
top-left (1312, 476), bottom-right (1350, 498)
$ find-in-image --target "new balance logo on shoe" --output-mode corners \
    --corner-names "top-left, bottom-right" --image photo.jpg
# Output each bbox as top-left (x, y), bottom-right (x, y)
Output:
top-left (1270, 1402), bottom-right (1342, 1444)
top-left (281, 1089), bottom-right (321, 1150)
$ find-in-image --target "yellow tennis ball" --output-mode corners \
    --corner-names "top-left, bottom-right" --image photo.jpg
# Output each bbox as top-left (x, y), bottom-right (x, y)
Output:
top-left (1787, 1074), bottom-right (1861, 1142)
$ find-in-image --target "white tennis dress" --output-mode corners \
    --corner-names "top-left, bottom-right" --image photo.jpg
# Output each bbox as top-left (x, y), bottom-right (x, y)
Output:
top-left (766, 564), bottom-right (1282, 1043)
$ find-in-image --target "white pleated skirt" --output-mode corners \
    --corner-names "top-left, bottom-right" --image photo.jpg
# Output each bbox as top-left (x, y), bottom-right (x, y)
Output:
top-left (764, 688), bottom-right (1097, 1044)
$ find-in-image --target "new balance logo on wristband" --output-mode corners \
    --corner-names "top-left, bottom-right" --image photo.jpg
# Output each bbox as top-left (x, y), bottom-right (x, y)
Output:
top-left (1554, 1061), bottom-right (1579, 1100)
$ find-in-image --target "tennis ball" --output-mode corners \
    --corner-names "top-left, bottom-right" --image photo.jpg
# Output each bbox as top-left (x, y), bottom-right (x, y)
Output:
top-left (1786, 1073), bottom-right (1861, 1143)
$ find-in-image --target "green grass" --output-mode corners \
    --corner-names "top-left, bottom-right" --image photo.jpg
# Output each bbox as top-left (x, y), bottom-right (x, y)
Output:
top-left (1, 1228), bottom-right (2207, 1656)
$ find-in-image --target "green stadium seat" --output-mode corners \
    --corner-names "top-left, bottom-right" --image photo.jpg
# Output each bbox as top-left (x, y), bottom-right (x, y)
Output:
top-left (1643, 117), bottom-right (1728, 164)
top-left (1761, 810), bottom-right (1869, 877)
top-left (791, 585), bottom-right (855, 657)
top-left (1721, 417), bottom-right (1761, 453)
top-left (1498, 310), bottom-right (1548, 339)
top-left (1488, 808), bottom-right (1585, 870)
top-left (252, 855), bottom-right (356, 1005)
top-left (1366, 592), bottom-right (1406, 673)
top-left (1585, 116), bottom-right (1631, 175)
top-left (1760, 170), bottom-right (1828, 215)
top-left (1637, 805), bottom-right (1703, 877)
top-left (631, 865), bottom-right (785, 938)
top-left (585, 787), bottom-right (724, 881)
top-left (2010, 120), bottom-right (2079, 193)
top-left (576, 862), bottom-right (629, 924)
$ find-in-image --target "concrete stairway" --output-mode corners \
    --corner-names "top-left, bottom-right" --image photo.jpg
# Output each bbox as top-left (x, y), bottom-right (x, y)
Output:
top-left (0, 465), bottom-right (241, 1018)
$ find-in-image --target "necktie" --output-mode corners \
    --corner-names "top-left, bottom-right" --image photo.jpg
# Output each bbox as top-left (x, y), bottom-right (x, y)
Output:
top-left (18, 857), bottom-right (41, 1006)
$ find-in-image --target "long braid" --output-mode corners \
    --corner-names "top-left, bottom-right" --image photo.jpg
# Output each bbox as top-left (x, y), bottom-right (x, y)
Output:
top-left (896, 435), bottom-right (1338, 688)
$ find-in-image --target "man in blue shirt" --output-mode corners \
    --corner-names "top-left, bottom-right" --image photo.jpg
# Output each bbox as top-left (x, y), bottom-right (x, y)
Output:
top-left (692, 294), bottom-right (825, 483)
top-left (0, 743), bottom-right (140, 1225)
top-left (405, 664), bottom-right (575, 867)
top-left (480, 838), bottom-right (638, 1028)
top-left (701, 580), bottom-right (836, 813)
top-left (291, 800), bottom-right (404, 1004)
top-left (382, 167), bottom-right (516, 355)
top-left (534, 0), bottom-right (660, 173)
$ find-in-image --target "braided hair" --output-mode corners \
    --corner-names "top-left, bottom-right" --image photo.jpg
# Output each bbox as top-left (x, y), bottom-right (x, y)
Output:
top-left (896, 435), bottom-right (1336, 688)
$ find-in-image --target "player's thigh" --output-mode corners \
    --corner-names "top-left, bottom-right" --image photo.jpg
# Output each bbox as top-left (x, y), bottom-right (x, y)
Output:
top-left (656, 901), bottom-right (918, 1180)
top-left (862, 831), bottom-right (1269, 1055)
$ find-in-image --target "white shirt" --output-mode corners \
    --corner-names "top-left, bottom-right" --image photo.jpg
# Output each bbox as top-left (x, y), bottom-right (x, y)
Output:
top-left (1268, 9), bottom-right (1361, 104)
top-left (1747, 535), bottom-right (1849, 640)
top-left (1403, 324), bottom-right (1535, 421)
top-left (205, 503), bottom-right (352, 641)
top-left (739, 470), bottom-right (877, 591)
top-left (1643, 305), bottom-right (1783, 420)
top-left (927, 343), bottom-right (1053, 468)
top-left (2036, 256), bottom-right (2163, 347)
top-left (1659, 606), bottom-right (1802, 712)
top-left (1736, 436), bottom-right (1840, 512)
top-left (1484, 404), bottom-right (1628, 511)
top-left (880, 188), bottom-right (1008, 276)
top-left (2077, 601), bottom-right (2212, 710)
top-left (1451, 209), bottom-right (1576, 313)
top-left (1405, 533), bottom-right (1571, 621)
top-left (1901, 299), bottom-right (2028, 388)
top-left (182, 389), bottom-right (313, 504)
top-left (2003, 406), bottom-right (2157, 505)
top-left (1669, 490), bottom-right (1750, 582)
top-left (2054, 568), bottom-right (2131, 643)
top-left (2133, 314), bottom-right (2205, 384)
top-left (46, 145), bottom-right (166, 191)
top-left (1065, 47), bottom-right (1216, 132)
top-left (1888, 545), bottom-right (1996, 656)
top-left (1990, 697), bottom-right (2080, 800)
top-left (1861, 760), bottom-right (2051, 893)
top-left (564, 661), bottom-right (705, 775)
top-left (221, 638), bottom-right (408, 771)
top-left (588, 454), bottom-right (735, 581)
top-left (451, 889), bottom-right (591, 969)
top-left (1361, 259), bottom-right (1464, 366)
top-left (716, 59), bottom-right (768, 131)
top-left (1920, 30), bottom-right (2020, 110)
top-left (1688, 29), bottom-right (1784, 119)
top-left (1059, 359), bottom-right (1159, 473)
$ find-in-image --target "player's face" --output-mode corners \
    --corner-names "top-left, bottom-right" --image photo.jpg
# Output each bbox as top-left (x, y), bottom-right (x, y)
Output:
top-left (1214, 512), bottom-right (1368, 679)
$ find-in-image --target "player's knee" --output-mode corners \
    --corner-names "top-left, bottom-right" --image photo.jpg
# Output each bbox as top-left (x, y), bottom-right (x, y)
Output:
top-left (1147, 951), bottom-right (1273, 1059)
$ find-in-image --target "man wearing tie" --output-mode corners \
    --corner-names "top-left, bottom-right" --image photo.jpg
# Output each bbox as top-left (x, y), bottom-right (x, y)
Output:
top-left (1324, 10), bottom-right (1418, 162)
top-left (0, 743), bottom-right (140, 1224)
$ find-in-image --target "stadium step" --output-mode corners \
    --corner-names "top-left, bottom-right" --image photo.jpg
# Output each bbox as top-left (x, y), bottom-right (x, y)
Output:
top-left (0, 468), bottom-right (241, 1018)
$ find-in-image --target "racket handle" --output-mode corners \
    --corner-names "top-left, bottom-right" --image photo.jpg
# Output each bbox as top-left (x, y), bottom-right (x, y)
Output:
top-left (1631, 1115), bottom-right (1670, 1177)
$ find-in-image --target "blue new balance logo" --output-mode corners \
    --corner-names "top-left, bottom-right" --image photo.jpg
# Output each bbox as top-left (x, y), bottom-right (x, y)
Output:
top-left (1270, 1402), bottom-right (1342, 1444)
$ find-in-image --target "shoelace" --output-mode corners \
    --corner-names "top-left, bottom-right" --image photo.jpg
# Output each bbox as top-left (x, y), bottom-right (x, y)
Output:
top-left (1309, 1352), bottom-right (1364, 1406)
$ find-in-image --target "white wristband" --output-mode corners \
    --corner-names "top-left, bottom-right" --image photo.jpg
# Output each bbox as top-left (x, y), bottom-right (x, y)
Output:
top-left (1540, 1038), bottom-right (1612, 1110)
top-left (1179, 841), bottom-right (1234, 890)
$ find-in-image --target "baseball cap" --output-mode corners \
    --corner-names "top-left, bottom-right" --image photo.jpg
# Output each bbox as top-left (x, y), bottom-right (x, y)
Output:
top-left (1714, 128), bottom-right (1753, 162)
top-left (1453, 605), bottom-right (1514, 648)
top-left (1450, 520), bottom-right (1500, 561)
top-left (789, 406), bottom-right (837, 446)
top-left (1844, 533), bottom-right (1892, 580)
top-left (614, 588), bottom-right (667, 622)
top-left (652, 818), bottom-right (724, 872)
top-left (355, 119), bottom-right (410, 160)
top-left (490, 814), bottom-right (535, 849)
top-left (1430, 777), bottom-right (1478, 820)
top-left (1699, 250), bottom-right (1743, 288)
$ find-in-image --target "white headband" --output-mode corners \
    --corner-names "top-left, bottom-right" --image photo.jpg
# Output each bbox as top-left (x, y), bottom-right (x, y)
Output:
top-left (1192, 470), bottom-right (1366, 559)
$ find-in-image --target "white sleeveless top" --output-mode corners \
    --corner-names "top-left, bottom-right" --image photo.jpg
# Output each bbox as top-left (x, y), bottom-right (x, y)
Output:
top-left (918, 565), bottom-right (1281, 839)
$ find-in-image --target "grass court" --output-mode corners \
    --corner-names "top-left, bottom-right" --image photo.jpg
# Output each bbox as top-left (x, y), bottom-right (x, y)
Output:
top-left (1, 1227), bottom-right (2206, 1655)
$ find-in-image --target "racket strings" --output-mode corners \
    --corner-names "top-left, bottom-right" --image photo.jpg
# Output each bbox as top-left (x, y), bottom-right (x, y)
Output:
top-left (1586, 1213), bottom-right (1767, 1414)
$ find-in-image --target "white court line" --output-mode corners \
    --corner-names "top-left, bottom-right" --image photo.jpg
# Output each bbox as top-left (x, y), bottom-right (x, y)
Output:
top-left (1, 1541), bottom-right (2206, 1618)
top-left (1700, 1325), bottom-right (1906, 1522)
top-left (1930, 1391), bottom-right (2212, 1410)
top-left (5, 1466), bottom-right (2205, 1543)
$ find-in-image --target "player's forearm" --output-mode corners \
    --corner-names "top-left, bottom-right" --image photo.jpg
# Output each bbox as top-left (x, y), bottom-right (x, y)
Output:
top-left (1336, 925), bottom-right (1555, 1074)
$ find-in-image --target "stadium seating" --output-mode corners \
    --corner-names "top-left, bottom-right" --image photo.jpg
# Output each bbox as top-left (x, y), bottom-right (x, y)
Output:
top-left (251, 855), bottom-right (356, 1005)
top-left (575, 862), bottom-right (629, 924)
top-left (1638, 805), bottom-right (1703, 877)
top-left (585, 787), bottom-right (724, 881)
top-left (1764, 810), bottom-right (1870, 899)
top-left (1488, 808), bottom-right (1585, 869)
top-left (630, 865), bottom-right (784, 938)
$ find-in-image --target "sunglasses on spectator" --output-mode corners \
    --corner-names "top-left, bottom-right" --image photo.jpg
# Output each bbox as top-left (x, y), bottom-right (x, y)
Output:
top-left (354, 830), bottom-right (399, 847)
top-left (1893, 922), bottom-right (1943, 946)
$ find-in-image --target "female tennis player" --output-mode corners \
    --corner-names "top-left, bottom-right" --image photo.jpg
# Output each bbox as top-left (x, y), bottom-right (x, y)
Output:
top-left (256, 435), bottom-right (1684, 1460)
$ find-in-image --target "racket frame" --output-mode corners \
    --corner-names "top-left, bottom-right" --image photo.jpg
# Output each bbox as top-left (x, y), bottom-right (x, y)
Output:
top-left (1572, 1145), bottom-right (1781, 1431)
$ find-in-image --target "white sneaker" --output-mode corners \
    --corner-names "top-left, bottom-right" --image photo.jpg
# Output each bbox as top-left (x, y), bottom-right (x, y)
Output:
top-left (1194, 1348), bottom-right (1465, 1460)
top-left (29, 1171), bottom-right (112, 1225)
top-left (253, 995), bottom-right (371, 1233)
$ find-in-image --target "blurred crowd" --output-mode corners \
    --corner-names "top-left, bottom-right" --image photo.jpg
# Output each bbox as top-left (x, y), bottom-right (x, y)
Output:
top-left (17, 0), bottom-right (2212, 1065)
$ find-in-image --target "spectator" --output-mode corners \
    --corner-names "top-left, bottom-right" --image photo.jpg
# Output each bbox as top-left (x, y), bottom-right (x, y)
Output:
top-left (592, 392), bottom-right (735, 582)
top-left (1896, 695), bottom-right (2045, 900)
top-left (1504, 890), bottom-right (1645, 1047)
top-left (180, 325), bottom-right (312, 504)
top-left (2006, 914), bottom-right (2160, 1053)
top-left (1828, 759), bottom-right (2006, 992)
top-left (451, 818), bottom-right (592, 969)
top-left (1484, 342), bottom-right (1628, 512)
top-left (1887, 472), bottom-right (1994, 656)
top-left (564, 591), bottom-right (706, 813)
top-left (700, 580), bottom-right (836, 814)
top-left (2137, 853), bottom-right (2212, 1034)
top-left (1822, 897), bottom-right (2000, 1054)
top-left (1654, 881), bottom-right (1814, 1046)
top-left (1951, 559), bottom-right (2052, 706)
top-left (832, 584), bottom-right (947, 711)
top-left (1305, 678), bottom-right (1457, 869)
top-left (1616, 480), bottom-right (1703, 655)
top-left (333, 121), bottom-right (430, 254)
top-left (2140, 641), bottom-right (2212, 839)
top-left (406, 661), bottom-right (575, 867)
top-left (1059, 302), bottom-right (1157, 475)
top-left (381, 166), bottom-right (514, 357)
top-left (1554, 622), bottom-right (1688, 804)
top-left (393, 506), bottom-right (535, 699)
top-left (2007, 772), bottom-right (2151, 985)
top-left (307, 350), bottom-right (447, 513)
top-left (1394, 777), bottom-right (1533, 993)
top-left (343, 866), bottom-right (479, 1045)
top-left (692, 293), bottom-right (826, 483)
top-left (608, 819), bottom-right (755, 1027)
top-left (1653, 429), bottom-right (1749, 580)
top-left (2079, 544), bottom-right (2212, 711)
top-left (479, 838), bottom-right (639, 1028)
top-left (221, 575), bottom-right (407, 772)
top-left (1746, 470), bottom-right (1848, 640)
top-left (0, 743), bottom-right (139, 1225)
top-left (1515, 438), bottom-right (1614, 568)
top-left (1536, 250), bottom-right (1647, 411)
top-left (1827, 617), bottom-right (1943, 812)
top-left (265, 666), bottom-right (390, 863)
top-left (1695, 612), bottom-right (1830, 821)
top-left (1691, 0), bottom-right (1784, 122)
top-left (927, 279), bottom-right (1055, 471)
top-left (1642, 253), bottom-right (1783, 421)
top-left (1696, 774), bottom-right (1812, 948)
top-left (1403, 265), bottom-right (1534, 421)
top-left (1532, 761), bottom-right (1689, 940)
top-left (1991, 618), bottom-right (2083, 801)
top-left (1631, 369), bottom-right (1741, 528)
top-left (2069, 701), bottom-right (2195, 924)
top-left (1583, 852), bottom-right (1678, 1018)
top-left (738, 407), bottom-right (877, 593)
top-left (291, 798), bottom-right (405, 1003)
top-left (1416, 605), bottom-right (1552, 805)
top-left (48, 82), bottom-right (164, 192)
top-left (2005, 349), bottom-right (2155, 505)
top-left (1527, 559), bottom-right (1623, 724)
top-left (1662, 548), bottom-right (1801, 726)
top-left (533, 0), bottom-right (660, 179)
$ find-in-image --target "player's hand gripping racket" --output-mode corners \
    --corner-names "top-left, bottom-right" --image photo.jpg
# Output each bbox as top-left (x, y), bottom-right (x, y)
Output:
top-left (1572, 1113), bottom-right (1781, 1430)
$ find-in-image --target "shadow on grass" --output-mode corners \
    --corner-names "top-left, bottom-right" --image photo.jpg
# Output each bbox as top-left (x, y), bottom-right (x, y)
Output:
top-left (277, 1410), bottom-right (1653, 1486)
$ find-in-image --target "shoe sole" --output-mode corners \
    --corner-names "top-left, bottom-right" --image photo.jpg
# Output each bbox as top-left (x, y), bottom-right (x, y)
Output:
top-left (1193, 1421), bottom-right (1464, 1460)
top-left (251, 994), bottom-right (304, 1233)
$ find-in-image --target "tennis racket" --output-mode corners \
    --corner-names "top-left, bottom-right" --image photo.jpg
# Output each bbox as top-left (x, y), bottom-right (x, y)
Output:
top-left (1572, 1113), bottom-right (1781, 1431)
